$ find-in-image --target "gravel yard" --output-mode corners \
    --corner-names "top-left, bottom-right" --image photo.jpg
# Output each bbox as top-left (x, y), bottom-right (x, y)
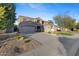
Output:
top-left (0, 33), bottom-right (41, 56)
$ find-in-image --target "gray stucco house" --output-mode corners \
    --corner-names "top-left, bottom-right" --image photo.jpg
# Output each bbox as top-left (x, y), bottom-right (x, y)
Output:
top-left (18, 21), bottom-right (44, 33)
top-left (17, 16), bottom-right (53, 33)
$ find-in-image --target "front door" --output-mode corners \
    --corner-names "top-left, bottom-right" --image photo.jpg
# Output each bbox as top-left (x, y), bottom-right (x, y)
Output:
top-left (37, 26), bottom-right (41, 32)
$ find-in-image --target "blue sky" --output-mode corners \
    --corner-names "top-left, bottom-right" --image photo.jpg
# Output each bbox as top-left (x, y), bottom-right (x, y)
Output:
top-left (15, 3), bottom-right (79, 21)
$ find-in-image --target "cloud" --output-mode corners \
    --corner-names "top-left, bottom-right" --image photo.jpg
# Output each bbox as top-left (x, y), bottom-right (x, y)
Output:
top-left (28, 3), bottom-right (45, 10)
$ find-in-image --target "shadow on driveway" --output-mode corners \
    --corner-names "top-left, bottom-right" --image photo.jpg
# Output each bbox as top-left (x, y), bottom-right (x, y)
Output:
top-left (58, 37), bottom-right (79, 56)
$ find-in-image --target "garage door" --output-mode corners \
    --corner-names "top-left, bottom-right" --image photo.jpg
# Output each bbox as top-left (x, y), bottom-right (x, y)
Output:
top-left (21, 26), bottom-right (36, 33)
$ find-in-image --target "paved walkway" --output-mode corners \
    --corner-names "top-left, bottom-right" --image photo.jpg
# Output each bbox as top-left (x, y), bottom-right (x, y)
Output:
top-left (20, 33), bottom-right (67, 56)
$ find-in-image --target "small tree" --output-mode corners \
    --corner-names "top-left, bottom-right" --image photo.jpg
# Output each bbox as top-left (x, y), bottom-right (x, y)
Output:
top-left (63, 16), bottom-right (76, 30)
top-left (53, 15), bottom-right (64, 28)
top-left (53, 15), bottom-right (76, 31)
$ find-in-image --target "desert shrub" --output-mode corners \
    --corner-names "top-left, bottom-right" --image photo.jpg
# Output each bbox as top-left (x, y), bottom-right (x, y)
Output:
top-left (15, 35), bottom-right (24, 40)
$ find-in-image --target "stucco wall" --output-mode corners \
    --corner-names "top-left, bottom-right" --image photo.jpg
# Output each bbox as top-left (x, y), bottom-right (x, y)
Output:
top-left (44, 25), bottom-right (51, 33)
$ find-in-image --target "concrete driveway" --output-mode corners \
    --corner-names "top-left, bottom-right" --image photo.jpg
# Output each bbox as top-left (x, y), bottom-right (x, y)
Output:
top-left (20, 32), bottom-right (67, 56)
top-left (20, 33), bottom-right (79, 56)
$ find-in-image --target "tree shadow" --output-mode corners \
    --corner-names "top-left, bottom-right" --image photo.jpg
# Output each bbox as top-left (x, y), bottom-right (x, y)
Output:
top-left (58, 36), bottom-right (79, 56)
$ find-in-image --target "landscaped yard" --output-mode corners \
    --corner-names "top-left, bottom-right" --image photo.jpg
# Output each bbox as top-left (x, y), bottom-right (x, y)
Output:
top-left (54, 31), bottom-right (74, 36)
top-left (0, 33), bottom-right (41, 56)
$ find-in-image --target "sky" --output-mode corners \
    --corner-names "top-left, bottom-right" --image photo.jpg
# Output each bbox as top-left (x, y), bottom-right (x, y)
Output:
top-left (15, 3), bottom-right (79, 22)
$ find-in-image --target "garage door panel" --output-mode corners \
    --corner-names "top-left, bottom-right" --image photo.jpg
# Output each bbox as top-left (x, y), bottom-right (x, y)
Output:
top-left (22, 26), bottom-right (36, 33)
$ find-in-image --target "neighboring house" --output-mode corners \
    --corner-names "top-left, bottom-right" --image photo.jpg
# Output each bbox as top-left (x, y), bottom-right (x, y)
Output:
top-left (51, 25), bottom-right (57, 32)
top-left (43, 21), bottom-right (53, 33)
top-left (17, 16), bottom-right (53, 33)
